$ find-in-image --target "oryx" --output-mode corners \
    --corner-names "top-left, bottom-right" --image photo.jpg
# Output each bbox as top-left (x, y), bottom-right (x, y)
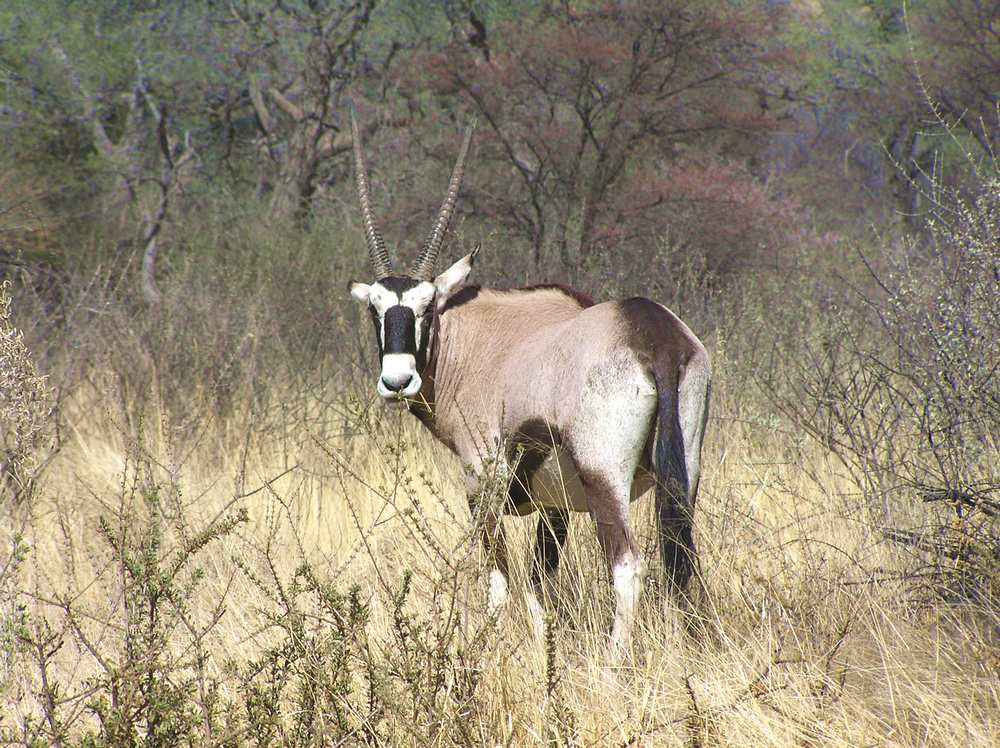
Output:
top-left (347, 113), bottom-right (711, 647)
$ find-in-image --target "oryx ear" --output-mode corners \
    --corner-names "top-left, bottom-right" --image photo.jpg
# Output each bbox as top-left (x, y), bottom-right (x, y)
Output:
top-left (434, 245), bottom-right (480, 307)
top-left (349, 282), bottom-right (371, 304)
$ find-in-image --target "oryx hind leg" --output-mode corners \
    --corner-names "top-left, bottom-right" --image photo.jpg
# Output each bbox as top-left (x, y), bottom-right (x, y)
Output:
top-left (572, 367), bottom-right (658, 650)
top-left (591, 494), bottom-right (643, 652)
top-left (526, 508), bottom-right (569, 640)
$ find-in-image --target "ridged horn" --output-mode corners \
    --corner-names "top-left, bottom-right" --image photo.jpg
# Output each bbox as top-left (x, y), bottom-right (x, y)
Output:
top-left (351, 107), bottom-right (392, 278)
top-left (410, 122), bottom-right (475, 281)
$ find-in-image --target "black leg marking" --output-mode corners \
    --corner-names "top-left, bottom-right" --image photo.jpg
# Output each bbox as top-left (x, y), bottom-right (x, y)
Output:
top-left (530, 508), bottom-right (569, 600)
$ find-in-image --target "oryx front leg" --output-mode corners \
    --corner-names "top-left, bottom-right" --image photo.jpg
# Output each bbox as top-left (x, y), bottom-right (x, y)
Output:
top-left (481, 510), bottom-right (511, 616)
top-left (466, 465), bottom-right (512, 617)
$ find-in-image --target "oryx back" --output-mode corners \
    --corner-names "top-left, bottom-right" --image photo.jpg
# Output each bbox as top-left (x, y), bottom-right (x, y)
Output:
top-left (429, 287), bottom-right (708, 526)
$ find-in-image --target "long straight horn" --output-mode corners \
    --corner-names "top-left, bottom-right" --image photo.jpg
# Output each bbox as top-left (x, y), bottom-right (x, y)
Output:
top-left (351, 108), bottom-right (392, 278)
top-left (411, 123), bottom-right (475, 281)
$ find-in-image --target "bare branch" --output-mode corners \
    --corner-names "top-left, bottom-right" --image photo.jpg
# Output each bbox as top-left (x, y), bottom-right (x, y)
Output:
top-left (248, 75), bottom-right (273, 134)
top-left (268, 86), bottom-right (305, 122)
top-left (48, 39), bottom-right (115, 159)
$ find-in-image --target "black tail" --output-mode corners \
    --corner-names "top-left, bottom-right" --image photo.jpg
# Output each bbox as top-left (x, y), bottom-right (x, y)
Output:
top-left (653, 369), bottom-right (697, 597)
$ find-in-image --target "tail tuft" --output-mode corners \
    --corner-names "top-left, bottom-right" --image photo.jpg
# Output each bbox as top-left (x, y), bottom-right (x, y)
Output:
top-left (653, 368), bottom-right (697, 595)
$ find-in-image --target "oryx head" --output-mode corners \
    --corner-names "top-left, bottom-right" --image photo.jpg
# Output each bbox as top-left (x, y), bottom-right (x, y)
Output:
top-left (348, 110), bottom-right (478, 401)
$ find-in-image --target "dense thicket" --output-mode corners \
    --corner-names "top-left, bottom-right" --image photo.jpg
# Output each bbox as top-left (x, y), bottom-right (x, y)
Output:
top-left (2, 1), bottom-right (993, 282)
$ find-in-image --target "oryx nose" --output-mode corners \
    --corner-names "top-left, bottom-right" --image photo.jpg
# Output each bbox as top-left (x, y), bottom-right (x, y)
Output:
top-left (380, 373), bottom-right (413, 392)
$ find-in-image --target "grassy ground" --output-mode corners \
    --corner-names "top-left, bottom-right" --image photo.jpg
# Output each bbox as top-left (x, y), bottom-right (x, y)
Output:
top-left (3, 344), bottom-right (997, 746)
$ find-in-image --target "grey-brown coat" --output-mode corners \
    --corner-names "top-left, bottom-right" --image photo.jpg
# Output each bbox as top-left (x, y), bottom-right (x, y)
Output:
top-left (347, 113), bottom-right (711, 647)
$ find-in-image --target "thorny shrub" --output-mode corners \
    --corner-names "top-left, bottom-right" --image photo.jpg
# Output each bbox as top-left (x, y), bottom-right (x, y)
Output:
top-left (0, 280), bottom-right (52, 504)
top-left (9, 402), bottom-right (539, 746)
top-left (15, 426), bottom-right (248, 747)
top-left (769, 167), bottom-right (1000, 608)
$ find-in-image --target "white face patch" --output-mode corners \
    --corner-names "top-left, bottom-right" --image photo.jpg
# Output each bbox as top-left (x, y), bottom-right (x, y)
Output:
top-left (400, 282), bottom-right (435, 349)
top-left (367, 283), bottom-right (399, 314)
top-left (400, 283), bottom-right (435, 311)
top-left (364, 283), bottom-right (397, 350)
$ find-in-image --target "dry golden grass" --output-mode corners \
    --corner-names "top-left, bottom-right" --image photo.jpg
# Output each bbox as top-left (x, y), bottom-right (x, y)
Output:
top-left (2, 360), bottom-right (998, 746)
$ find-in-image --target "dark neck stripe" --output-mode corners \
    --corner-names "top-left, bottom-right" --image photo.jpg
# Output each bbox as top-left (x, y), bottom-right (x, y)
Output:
top-left (416, 312), bottom-right (433, 369)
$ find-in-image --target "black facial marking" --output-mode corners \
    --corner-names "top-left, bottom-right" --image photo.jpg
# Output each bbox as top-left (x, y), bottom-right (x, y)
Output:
top-left (378, 276), bottom-right (422, 295)
top-left (368, 276), bottom-right (435, 367)
top-left (368, 306), bottom-right (384, 357)
top-left (383, 305), bottom-right (416, 355)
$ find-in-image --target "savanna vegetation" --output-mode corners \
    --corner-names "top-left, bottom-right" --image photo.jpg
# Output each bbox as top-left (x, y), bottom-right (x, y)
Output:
top-left (1, 1), bottom-right (998, 745)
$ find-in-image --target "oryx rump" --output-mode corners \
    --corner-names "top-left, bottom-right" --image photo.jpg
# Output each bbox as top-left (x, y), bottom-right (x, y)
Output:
top-left (347, 112), bottom-right (711, 648)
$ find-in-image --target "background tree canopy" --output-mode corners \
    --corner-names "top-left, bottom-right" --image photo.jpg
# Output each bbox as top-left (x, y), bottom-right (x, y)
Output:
top-left (1, 0), bottom-right (994, 284)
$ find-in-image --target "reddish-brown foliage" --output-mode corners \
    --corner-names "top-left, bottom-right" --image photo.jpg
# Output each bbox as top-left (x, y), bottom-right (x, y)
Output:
top-left (399, 0), bottom-right (802, 277)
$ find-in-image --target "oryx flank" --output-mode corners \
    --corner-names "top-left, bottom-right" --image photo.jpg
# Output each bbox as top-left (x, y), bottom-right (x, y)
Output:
top-left (347, 113), bottom-right (711, 648)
